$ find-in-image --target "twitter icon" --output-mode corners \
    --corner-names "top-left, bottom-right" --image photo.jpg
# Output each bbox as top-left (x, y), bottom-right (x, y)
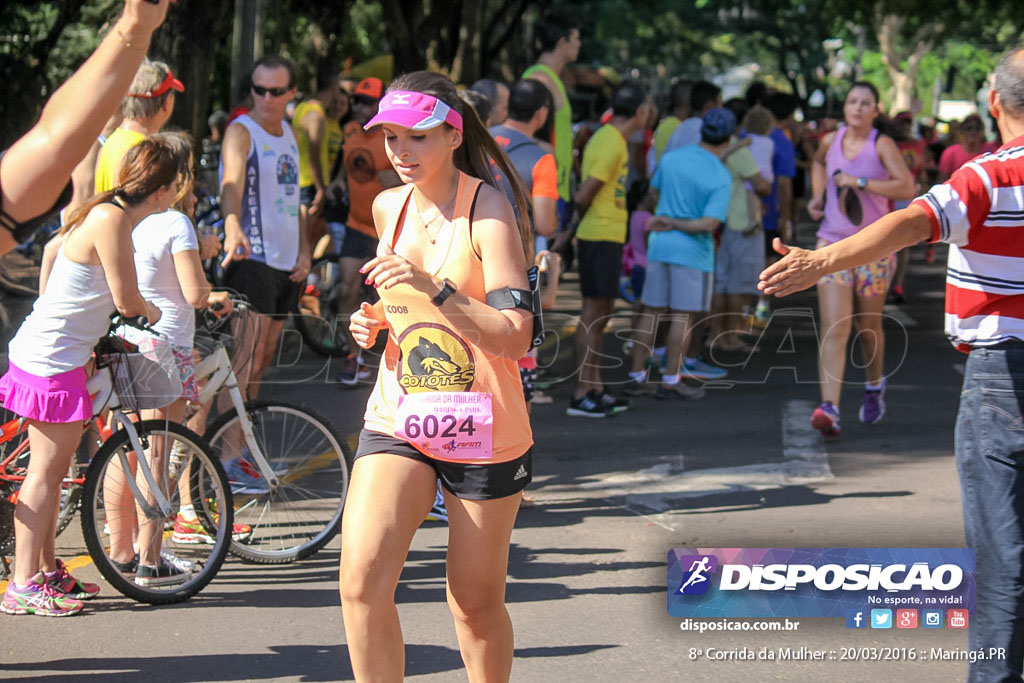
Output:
top-left (870, 609), bottom-right (892, 629)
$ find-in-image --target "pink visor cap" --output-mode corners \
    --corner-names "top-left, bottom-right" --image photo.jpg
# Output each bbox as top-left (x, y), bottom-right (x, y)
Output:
top-left (366, 91), bottom-right (464, 132)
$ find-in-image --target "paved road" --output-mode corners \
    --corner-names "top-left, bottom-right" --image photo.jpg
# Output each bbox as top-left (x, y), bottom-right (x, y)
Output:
top-left (2, 240), bottom-right (976, 682)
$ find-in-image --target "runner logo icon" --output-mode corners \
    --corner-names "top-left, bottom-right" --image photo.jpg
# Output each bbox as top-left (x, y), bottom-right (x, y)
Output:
top-left (676, 555), bottom-right (718, 595)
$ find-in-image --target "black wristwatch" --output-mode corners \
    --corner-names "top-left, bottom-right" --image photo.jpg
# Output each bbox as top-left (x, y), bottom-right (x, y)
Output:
top-left (432, 278), bottom-right (457, 306)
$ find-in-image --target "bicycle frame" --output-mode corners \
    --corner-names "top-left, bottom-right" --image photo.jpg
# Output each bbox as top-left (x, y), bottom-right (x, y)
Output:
top-left (87, 363), bottom-right (174, 521)
top-left (193, 336), bottom-right (281, 488)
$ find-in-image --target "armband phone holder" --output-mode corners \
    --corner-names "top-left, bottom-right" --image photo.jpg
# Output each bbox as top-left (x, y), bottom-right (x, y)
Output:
top-left (484, 265), bottom-right (547, 350)
top-left (527, 265), bottom-right (546, 349)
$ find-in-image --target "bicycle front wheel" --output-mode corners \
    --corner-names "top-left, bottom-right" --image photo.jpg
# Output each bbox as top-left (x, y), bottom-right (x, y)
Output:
top-left (80, 420), bottom-right (232, 604)
top-left (204, 400), bottom-right (351, 564)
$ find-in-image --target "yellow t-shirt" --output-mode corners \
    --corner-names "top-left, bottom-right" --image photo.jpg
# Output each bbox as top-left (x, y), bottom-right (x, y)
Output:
top-left (94, 128), bottom-right (147, 193)
top-left (652, 115), bottom-right (681, 162)
top-left (576, 125), bottom-right (628, 243)
top-left (293, 100), bottom-right (344, 188)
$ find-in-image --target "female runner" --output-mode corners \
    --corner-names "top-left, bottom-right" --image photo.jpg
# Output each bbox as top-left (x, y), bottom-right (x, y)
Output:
top-left (804, 81), bottom-right (915, 436)
top-left (340, 71), bottom-right (534, 682)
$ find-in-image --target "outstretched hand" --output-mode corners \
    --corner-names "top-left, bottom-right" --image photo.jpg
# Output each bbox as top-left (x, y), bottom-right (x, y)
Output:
top-left (758, 238), bottom-right (825, 298)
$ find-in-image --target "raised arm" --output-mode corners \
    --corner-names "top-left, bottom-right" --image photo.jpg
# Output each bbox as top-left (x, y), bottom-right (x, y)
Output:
top-left (0, 0), bottom-right (170, 251)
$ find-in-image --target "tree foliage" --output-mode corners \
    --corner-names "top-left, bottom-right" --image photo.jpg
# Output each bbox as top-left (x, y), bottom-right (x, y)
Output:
top-left (3, 0), bottom-right (1024, 149)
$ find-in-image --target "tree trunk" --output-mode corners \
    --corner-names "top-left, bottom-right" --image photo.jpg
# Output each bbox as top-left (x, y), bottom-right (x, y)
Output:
top-left (151, 0), bottom-right (236, 143)
top-left (383, 0), bottom-right (427, 75)
top-left (875, 7), bottom-right (941, 113)
top-left (450, 0), bottom-right (483, 83)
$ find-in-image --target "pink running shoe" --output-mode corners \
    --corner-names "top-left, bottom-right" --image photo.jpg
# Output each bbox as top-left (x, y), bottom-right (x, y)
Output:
top-left (811, 401), bottom-right (841, 437)
top-left (44, 559), bottom-right (100, 600)
top-left (1, 572), bottom-right (83, 616)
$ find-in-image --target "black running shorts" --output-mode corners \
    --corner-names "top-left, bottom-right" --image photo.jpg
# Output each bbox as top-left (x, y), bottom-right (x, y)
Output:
top-left (223, 259), bottom-right (301, 316)
top-left (353, 429), bottom-right (532, 500)
top-left (340, 228), bottom-right (379, 261)
top-left (577, 239), bottom-right (623, 299)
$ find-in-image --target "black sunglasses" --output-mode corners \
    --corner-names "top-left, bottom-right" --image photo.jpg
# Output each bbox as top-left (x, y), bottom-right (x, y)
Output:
top-left (252, 84), bottom-right (290, 97)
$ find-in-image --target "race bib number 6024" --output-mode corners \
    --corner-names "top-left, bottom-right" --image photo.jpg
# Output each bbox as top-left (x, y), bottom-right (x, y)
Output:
top-left (395, 392), bottom-right (493, 460)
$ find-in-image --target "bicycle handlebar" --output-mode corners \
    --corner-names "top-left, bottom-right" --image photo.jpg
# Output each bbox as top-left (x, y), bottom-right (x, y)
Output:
top-left (110, 314), bottom-right (161, 337)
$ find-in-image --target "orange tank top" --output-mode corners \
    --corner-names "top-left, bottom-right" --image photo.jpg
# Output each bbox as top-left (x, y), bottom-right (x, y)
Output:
top-left (363, 172), bottom-right (533, 464)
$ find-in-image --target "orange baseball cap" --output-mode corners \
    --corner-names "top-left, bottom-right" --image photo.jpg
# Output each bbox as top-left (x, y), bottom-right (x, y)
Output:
top-left (354, 77), bottom-right (384, 100)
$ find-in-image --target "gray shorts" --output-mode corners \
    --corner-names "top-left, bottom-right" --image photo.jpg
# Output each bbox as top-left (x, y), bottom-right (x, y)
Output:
top-left (715, 228), bottom-right (766, 295)
top-left (641, 260), bottom-right (713, 312)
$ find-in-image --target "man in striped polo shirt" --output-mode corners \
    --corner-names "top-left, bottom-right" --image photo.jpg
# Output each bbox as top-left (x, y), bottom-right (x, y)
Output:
top-left (759, 47), bottom-right (1024, 682)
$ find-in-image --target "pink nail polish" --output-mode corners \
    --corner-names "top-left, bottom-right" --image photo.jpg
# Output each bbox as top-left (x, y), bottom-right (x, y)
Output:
top-left (364, 278), bottom-right (371, 285)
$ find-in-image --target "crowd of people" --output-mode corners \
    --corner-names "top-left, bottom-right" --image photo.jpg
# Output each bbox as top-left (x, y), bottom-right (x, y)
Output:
top-left (2, 1), bottom-right (1024, 681)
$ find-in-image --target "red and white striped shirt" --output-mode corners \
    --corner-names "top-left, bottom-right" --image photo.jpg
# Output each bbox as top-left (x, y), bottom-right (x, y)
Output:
top-left (913, 134), bottom-right (1024, 352)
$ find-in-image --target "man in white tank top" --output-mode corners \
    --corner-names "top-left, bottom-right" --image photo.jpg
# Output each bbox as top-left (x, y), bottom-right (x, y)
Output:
top-left (221, 55), bottom-right (311, 398)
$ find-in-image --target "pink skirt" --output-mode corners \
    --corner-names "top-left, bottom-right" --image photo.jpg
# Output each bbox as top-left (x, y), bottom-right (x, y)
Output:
top-left (0, 363), bottom-right (92, 423)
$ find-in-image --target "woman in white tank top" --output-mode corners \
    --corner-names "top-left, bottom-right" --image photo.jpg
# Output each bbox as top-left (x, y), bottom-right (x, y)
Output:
top-left (0, 137), bottom-right (189, 617)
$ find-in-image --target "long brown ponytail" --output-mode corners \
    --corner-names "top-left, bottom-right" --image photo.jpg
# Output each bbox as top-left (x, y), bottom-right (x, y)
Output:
top-left (386, 71), bottom-right (534, 260)
top-left (61, 134), bottom-right (193, 235)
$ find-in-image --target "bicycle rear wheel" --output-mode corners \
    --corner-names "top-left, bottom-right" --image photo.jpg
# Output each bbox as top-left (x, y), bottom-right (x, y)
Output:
top-left (80, 420), bottom-right (231, 604)
top-left (295, 255), bottom-right (350, 357)
top-left (204, 400), bottom-right (351, 564)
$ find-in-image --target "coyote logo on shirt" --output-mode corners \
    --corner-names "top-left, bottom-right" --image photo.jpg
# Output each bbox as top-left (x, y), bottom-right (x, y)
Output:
top-left (397, 323), bottom-right (475, 393)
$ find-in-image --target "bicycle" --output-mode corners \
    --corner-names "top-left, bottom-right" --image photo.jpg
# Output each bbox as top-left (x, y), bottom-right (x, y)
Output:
top-left (191, 299), bottom-right (352, 564)
top-left (0, 318), bottom-right (233, 604)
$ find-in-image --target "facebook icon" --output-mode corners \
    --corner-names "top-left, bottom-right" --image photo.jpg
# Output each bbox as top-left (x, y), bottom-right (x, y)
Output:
top-left (845, 609), bottom-right (866, 629)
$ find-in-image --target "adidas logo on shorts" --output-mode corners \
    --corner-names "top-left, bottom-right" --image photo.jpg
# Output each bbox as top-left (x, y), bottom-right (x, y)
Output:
top-left (513, 464), bottom-right (528, 481)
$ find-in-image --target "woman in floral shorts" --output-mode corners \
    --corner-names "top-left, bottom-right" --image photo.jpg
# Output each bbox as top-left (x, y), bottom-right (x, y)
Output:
top-left (803, 82), bottom-right (915, 436)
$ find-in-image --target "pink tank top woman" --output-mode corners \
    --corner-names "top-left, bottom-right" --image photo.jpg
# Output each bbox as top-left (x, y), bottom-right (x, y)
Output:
top-left (819, 126), bottom-right (891, 244)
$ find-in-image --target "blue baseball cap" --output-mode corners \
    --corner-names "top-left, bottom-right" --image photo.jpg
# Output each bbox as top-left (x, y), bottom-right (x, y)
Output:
top-left (702, 107), bottom-right (737, 140)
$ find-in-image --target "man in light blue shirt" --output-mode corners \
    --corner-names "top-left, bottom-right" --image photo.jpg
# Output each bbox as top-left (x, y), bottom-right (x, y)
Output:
top-left (625, 107), bottom-right (733, 399)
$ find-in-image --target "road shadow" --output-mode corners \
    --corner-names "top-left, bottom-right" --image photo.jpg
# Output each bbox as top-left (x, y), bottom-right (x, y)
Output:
top-left (1, 642), bottom-right (618, 681)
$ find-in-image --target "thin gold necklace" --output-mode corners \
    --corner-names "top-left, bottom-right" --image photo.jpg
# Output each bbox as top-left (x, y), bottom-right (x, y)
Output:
top-left (415, 189), bottom-right (458, 245)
